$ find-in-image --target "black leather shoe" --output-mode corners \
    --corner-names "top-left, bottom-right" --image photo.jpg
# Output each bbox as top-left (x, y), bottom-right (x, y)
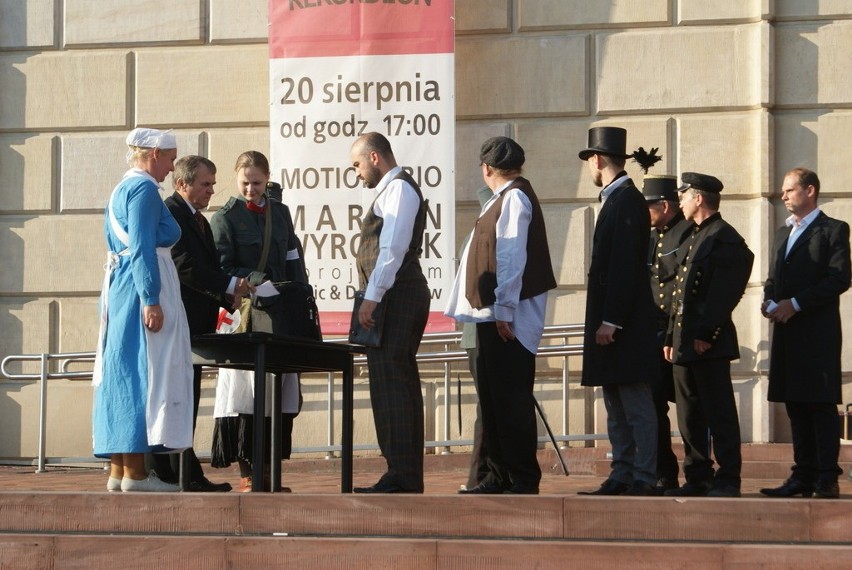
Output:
top-left (187, 477), bottom-right (232, 492)
top-left (504, 482), bottom-right (539, 495)
top-left (458, 481), bottom-right (506, 495)
top-left (706, 484), bottom-right (741, 498)
top-left (353, 480), bottom-right (420, 494)
top-left (759, 478), bottom-right (814, 498)
top-left (656, 478), bottom-right (679, 493)
top-left (664, 481), bottom-right (712, 497)
top-left (814, 481), bottom-right (840, 499)
top-left (623, 481), bottom-right (658, 496)
top-left (578, 479), bottom-right (630, 496)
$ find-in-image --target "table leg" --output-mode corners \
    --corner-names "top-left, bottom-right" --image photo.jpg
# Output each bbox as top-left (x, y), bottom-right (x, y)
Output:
top-left (270, 372), bottom-right (282, 493)
top-left (252, 342), bottom-right (267, 493)
top-left (342, 362), bottom-right (353, 493)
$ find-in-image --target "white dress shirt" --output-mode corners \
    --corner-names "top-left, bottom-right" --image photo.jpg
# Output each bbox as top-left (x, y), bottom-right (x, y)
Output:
top-left (444, 179), bottom-right (548, 354)
top-left (365, 166), bottom-right (421, 303)
top-left (785, 207), bottom-right (821, 311)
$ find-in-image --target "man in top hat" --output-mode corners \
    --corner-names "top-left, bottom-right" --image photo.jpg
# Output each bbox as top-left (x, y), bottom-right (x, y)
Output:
top-left (446, 136), bottom-right (557, 495)
top-left (760, 167), bottom-right (850, 499)
top-left (644, 175), bottom-right (693, 493)
top-left (663, 172), bottom-right (753, 498)
top-left (577, 126), bottom-right (661, 496)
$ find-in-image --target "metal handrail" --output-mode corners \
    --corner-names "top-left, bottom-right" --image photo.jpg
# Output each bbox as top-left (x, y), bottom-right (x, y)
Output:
top-left (1, 324), bottom-right (596, 471)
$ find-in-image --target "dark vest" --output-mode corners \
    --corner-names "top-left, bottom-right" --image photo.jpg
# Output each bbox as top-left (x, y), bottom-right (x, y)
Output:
top-left (465, 177), bottom-right (557, 309)
top-left (355, 169), bottom-right (427, 288)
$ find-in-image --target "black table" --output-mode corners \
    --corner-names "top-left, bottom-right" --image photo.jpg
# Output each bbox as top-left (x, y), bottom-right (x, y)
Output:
top-left (191, 332), bottom-right (364, 493)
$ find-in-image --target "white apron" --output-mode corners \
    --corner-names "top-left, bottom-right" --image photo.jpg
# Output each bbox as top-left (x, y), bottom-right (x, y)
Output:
top-left (213, 308), bottom-right (300, 418)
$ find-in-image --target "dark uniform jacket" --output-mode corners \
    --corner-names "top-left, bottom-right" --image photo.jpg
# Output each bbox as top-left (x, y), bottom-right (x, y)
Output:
top-left (582, 176), bottom-right (660, 386)
top-left (210, 195), bottom-right (306, 285)
top-left (649, 212), bottom-right (693, 335)
top-left (164, 192), bottom-right (232, 335)
top-left (765, 212), bottom-right (851, 403)
top-left (667, 212), bottom-right (753, 364)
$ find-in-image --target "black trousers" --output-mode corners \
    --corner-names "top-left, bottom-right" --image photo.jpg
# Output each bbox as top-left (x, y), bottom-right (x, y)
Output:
top-left (673, 358), bottom-right (741, 487)
top-left (466, 346), bottom-right (491, 488)
top-left (786, 401), bottom-right (842, 484)
top-left (476, 322), bottom-right (540, 489)
top-left (653, 357), bottom-right (680, 483)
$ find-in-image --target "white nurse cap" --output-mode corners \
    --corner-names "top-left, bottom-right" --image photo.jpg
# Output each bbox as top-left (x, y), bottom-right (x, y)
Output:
top-left (125, 127), bottom-right (177, 149)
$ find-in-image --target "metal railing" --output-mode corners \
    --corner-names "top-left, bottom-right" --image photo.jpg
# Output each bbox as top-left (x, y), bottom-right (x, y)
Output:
top-left (1, 324), bottom-right (599, 472)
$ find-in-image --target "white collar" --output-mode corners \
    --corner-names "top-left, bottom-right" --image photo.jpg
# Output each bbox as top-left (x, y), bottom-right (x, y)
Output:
top-left (785, 207), bottom-right (821, 228)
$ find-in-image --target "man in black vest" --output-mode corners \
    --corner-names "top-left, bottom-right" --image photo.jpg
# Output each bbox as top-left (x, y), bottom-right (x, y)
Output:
top-left (446, 136), bottom-right (557, 495)
top-left (760, 168), bottom-right (850, 499)
top-left (578, 126), bottom-right (661, 497)
top-left (156, 155), bottom-right (251, 492)
top-left (644, 175), bottom-right (693, 493)
top-left (350, 133), bottom-right (430, 494)
top-left (663, 172), bottom-right (753, 498)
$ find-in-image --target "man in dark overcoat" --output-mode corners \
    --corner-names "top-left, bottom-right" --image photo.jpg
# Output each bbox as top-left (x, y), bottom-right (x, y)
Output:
top-left (663, 172), bottom-right (753, 498)
top-left (155, 155), bottom-right (251, 492)
top-left (578, 127), bottom-right (661, 496)
top-left (644, 175), bottom-right (693, 492)
top-left (760, 167), bottom-right (851, 499)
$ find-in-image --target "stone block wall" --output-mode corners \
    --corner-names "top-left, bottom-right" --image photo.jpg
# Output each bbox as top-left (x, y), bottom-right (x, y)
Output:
top-left (1, 0), bottom-right (851, 459)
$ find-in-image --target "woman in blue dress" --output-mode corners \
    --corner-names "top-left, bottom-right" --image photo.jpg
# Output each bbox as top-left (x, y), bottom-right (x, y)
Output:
top-left (92, 128), bottom-right (194, 492)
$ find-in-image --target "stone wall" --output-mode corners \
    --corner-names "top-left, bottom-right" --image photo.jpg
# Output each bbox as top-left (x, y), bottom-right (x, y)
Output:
top-left (2, 0), bottom-right (851, 459)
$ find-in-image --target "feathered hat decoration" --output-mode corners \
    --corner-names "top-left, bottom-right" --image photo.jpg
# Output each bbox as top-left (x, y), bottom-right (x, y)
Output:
top-left (630, 147), bottom-right (662, 174)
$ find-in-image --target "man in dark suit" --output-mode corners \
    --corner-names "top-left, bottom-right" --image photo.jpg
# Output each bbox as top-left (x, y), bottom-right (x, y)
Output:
top-left (577, 126), bottom-right (661, 497)
top-left (155, 155), bottom-right (251, 492)
top-left (663, 172), bottom-right (753, 498)
top-left (760, 167), bottom-right (851, 499)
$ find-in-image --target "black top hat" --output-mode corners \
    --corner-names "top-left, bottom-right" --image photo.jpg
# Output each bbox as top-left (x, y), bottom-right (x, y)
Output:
top-left (642, 175), bottom-right (679, 202)
top-left (679, 172), bottom-right (724, 194)
top-left (578, 126), bottom-right (629, 160)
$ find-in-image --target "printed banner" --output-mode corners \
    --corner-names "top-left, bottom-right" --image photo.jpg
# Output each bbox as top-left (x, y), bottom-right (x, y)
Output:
top-left (269, 0), bottom-right (456, 335)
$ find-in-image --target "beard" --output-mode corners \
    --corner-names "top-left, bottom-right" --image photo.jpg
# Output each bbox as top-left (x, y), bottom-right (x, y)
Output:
top-left (361, 165), bottom-right (382, 188)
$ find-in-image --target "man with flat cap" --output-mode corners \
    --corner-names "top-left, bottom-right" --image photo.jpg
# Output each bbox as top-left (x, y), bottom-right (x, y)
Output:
top-left (446, 136), bottom-right (557, 495)
top-left (644, 175), bottom-right (693, 493)
top-left (663, 172), bottom-right (753, 498)
top-left (577, 126), bottom-right (661, 496)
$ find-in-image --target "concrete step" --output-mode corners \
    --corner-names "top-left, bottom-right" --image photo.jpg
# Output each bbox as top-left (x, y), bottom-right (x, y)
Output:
top-left (1, 492), bottom-right (851, 544)
top-left (2, 534), bottom-right (852, 570)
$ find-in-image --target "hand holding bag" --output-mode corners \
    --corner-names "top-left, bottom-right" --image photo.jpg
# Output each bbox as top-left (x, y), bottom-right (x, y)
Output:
top-left (348, 290), bottom-right (384, 347)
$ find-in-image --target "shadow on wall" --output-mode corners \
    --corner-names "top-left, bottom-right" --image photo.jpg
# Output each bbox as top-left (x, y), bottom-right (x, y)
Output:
top-left (1, 50), bottom-right (37, 374)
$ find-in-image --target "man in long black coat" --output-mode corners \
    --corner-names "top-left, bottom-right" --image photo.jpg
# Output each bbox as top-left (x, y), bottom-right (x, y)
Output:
top-left (760, 167), bottom-right (851, 499)
top-left (663, 172), bottom-right (753, 498)
top-left (578, 127), bottom-right (660, 496)
top-left (156, 155), bottom-right (250, 492)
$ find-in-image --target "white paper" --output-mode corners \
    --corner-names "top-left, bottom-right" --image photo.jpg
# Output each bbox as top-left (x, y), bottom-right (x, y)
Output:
top-left (254, 280), bottom-right (279, 298)
top-left (766, 300), bottom-right (778, 313)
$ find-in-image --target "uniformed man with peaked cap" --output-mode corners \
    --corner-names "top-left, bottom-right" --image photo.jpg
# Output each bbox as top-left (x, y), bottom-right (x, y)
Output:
top-left (662, 172), bottom-right (754, 498)
top-left (644, 175), bottom-right (692, 492)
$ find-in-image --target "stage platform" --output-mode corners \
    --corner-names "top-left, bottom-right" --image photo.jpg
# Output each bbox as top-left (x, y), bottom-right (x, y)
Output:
top-left (1, 444), bottom-right (852, 569)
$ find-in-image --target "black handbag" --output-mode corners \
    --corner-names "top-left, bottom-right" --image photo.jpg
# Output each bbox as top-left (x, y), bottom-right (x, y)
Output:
top-left (348, 290), bottom-right (384, 348)
top-left (253, 281), bottom-right (323, 341)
